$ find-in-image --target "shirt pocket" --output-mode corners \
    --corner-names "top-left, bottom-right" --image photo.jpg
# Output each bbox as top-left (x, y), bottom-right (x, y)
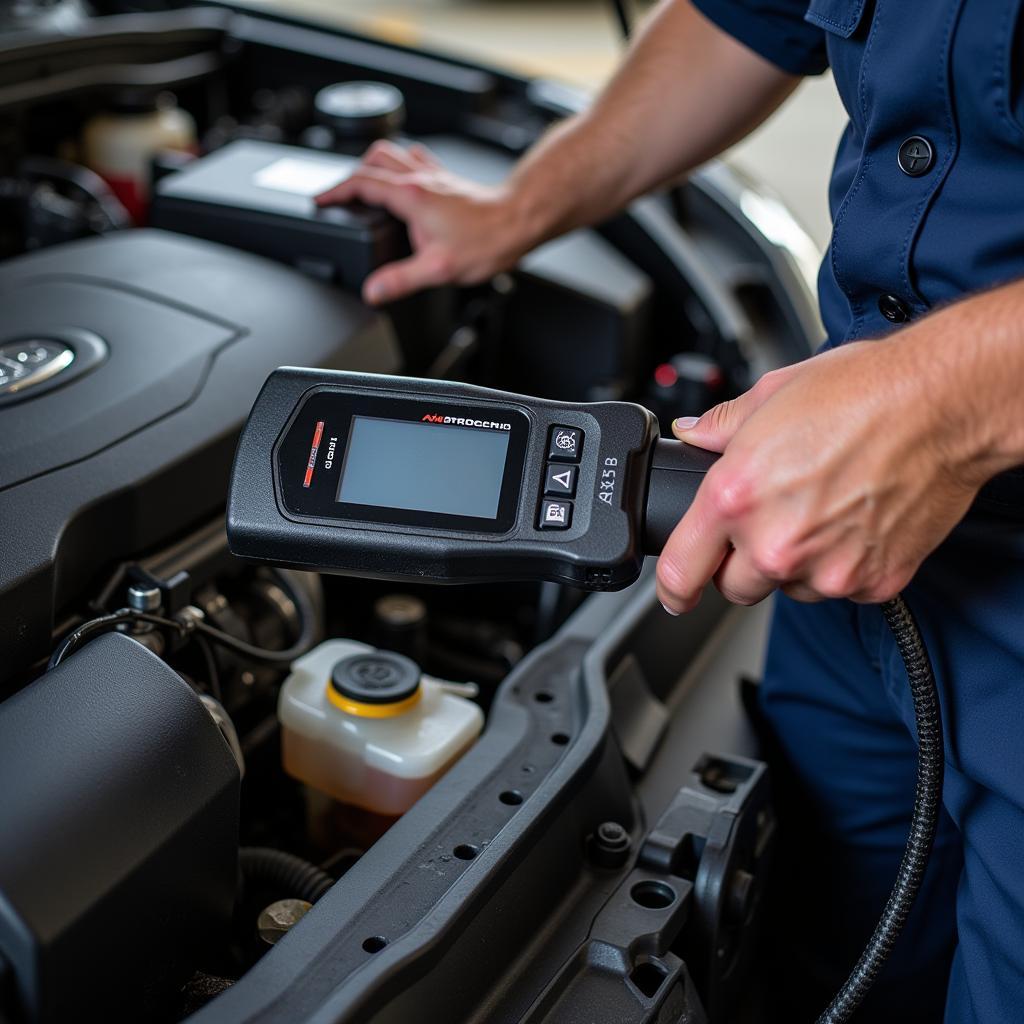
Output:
top-left (805, 0), bottom-right (873, 127)
top-left (805, 0), bottom-right (870, 37)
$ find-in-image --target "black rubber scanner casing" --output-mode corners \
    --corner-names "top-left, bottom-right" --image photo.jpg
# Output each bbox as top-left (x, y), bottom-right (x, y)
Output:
top-left (228, 368), bottom-right (720, 591)
top-left (230, 368), bottom-right (659, 590)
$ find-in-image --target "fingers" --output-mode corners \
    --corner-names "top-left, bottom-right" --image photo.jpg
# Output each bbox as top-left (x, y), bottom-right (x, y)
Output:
top-left (712, 548), bottom-right (777, 606)
top-left (314, 167), bottom-right (420, 219)
top-left (407, 142), bottom-right (441, 168)
top-left (361, 139), bottom-right (419, 174)
top-left (316, 135), bottom-right (446, 210)
top-left (781, 581), bottom-right (825, 603)
top-left (312, 153), bottom-right (465, 304)
top-left (361, 139), bottom-right (439, 174)
top-left (362, 249), bottom-right (452, 305)
top-left (655, 486), bottom-right (731, 615)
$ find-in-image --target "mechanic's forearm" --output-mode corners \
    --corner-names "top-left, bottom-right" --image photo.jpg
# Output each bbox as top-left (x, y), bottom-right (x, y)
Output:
top-left (503, 0), bottom-right (799, 247)
top-left (901, 279), bottom-right (1024, 484)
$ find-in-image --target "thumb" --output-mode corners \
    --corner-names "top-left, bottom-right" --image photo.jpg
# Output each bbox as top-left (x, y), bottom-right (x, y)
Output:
top-left (672, 371), bottom-right (790, 452)
top-left (362, 249), bottom-right (450, 305)
top-left (672, 396), bottom-right (754, 452)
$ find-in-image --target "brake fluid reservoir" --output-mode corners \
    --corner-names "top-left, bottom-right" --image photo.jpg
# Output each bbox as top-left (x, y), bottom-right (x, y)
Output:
top-left (81, 91), bottom-right (197, 222)
top-left (279, 640), bottom-right (484, 816)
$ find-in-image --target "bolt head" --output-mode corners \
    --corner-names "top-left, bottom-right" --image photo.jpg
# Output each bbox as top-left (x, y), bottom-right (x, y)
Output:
top-left (127, 584), bottom-right (162, 613)
top-left (590, 820), bottom-right (631, 868)
top-left (257, 898), bottom-right (312, 946)
top-left (597, 821), bottom-right (627, 844)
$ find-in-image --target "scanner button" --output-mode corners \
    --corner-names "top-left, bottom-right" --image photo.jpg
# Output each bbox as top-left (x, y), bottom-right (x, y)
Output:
top-left (539, 500), bottom-right (573, 530)
top-left (548, 426), bottom-right (583, 462)
top-left (544, 463), bottom-right (578, 498)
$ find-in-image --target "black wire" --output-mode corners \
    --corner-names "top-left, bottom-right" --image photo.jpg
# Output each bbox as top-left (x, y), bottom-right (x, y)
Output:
top-left (47, 611), bottom-right (142, 670)
top-left (49, 585), bottom-right (318, 671)
top-left (48, 609), bottom-right (204, 670)
top-left (609, 0), bottom-right (632, 39)
top-left (190, 618), bottom-right (311, 664)
top-left (816, 595), bottom-right (944, 1023)
top-left (194, 631), bottom-right (223, 704)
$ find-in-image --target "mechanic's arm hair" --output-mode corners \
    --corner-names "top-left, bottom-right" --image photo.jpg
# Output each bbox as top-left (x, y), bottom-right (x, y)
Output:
top-left (924, 279), bottom-right (1024, 477)
top-left (506, 0), bottom-right (800, 245)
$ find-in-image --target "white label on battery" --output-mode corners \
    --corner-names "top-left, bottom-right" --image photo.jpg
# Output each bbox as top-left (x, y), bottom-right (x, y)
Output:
top-left (252, 157), bottom-right (350, 196)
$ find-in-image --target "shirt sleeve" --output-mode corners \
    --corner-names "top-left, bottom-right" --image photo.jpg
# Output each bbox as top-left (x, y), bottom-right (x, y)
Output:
top-left (690, 0), bottom-right (829, 76)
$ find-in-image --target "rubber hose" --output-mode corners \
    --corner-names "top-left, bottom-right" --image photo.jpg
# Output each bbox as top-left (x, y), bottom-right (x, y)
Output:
top-left (816, 595), bottom-right (944, 1023)
top-left (190, 568), bottom-right (321, 666)
top-left (269, 568), bottom-right (321, 657)
top-left (239, 847), bottom-right (335, 904)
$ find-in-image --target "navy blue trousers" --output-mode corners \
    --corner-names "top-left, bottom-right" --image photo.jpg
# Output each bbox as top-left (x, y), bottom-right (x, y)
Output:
top-left (760, 506), bottom-right (1024, 1022)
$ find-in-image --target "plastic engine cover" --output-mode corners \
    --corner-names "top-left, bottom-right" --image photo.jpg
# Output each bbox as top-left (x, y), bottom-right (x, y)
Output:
top-left (0, 632), bottom-right (241, 1023)
top-left (0, 229), bottom-right (401, 684)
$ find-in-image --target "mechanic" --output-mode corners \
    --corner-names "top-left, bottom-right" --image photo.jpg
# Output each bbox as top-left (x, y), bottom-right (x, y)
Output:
top-left (315, 1), bottom-right (1024, 1019)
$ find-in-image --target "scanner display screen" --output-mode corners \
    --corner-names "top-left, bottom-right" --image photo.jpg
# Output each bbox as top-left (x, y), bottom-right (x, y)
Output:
top-left (337, 416), bottom-right (511, 520)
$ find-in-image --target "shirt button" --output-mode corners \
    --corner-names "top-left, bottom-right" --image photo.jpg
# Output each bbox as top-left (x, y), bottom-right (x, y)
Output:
top-left (898, 136), bottom-right (935, 177)
top-left (878, 294), bottom-right (911, 323)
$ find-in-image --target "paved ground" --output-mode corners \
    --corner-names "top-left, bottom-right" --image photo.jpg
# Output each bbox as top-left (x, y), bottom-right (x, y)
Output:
top-left (253, 0), bottom-right (846, 248)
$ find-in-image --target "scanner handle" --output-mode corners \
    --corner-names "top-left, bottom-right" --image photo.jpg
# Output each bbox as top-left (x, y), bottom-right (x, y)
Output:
top-left (642, 439), bottom-right (721, 554)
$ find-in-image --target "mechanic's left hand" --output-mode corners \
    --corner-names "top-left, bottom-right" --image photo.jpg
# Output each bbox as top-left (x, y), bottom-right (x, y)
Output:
top-left (656, 337), bottom-right (986, 612)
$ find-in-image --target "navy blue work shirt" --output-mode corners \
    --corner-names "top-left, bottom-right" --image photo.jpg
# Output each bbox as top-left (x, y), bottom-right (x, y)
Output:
top-left (693, 0), bottom-right (1024, 347)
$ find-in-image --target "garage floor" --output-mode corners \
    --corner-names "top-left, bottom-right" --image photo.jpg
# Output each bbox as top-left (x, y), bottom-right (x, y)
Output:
top-left (250, 0), bottom-right (846, 249)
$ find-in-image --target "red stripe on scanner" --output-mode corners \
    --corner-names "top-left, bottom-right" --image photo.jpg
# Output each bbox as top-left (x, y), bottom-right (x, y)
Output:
top-left (303, 420), bottom-right (325, 488)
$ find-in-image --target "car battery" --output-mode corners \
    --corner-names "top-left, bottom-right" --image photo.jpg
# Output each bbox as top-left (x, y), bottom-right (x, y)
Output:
top-left (151, 139), bottom-right (407, 289)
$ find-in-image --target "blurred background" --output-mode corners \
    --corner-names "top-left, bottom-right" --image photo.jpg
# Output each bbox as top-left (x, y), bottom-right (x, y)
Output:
top-left (238, 0), bottom-right (846, 250)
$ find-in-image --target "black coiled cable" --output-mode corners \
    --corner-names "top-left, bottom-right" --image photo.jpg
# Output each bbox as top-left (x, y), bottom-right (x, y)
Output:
top-left (816, 595), bottom-right (945, 1023)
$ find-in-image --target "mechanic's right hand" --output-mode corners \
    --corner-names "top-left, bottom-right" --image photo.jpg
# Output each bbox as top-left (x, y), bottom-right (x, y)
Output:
top-left (315, 140), bottom-right (529, 306)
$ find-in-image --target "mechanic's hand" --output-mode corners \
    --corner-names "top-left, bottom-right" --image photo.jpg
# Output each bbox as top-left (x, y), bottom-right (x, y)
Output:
top-left (656, 339), bottom-right (984, 613)
top-left (315, 140), bottom-right (529, 306)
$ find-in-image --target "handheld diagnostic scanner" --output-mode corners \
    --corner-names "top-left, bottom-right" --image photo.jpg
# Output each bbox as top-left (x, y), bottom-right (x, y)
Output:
top-left (227, 368), bottom-right (719, 591)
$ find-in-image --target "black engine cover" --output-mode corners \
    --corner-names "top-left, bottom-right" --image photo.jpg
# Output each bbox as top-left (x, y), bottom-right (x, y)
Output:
top-left (0, 632), bottom-right (241, 1023)
top-left (0, 229), bottom-right (400, 683)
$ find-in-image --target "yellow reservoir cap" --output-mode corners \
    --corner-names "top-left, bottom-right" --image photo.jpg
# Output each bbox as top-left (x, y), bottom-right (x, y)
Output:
top-left (326, 650), bottom-right (423, 718)
top-left (326, 684), bottom-right (422, 719)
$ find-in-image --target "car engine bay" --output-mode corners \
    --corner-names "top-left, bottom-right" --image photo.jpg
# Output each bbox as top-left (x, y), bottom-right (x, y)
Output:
top-left (0, 3), bottom-right (822, 1022)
